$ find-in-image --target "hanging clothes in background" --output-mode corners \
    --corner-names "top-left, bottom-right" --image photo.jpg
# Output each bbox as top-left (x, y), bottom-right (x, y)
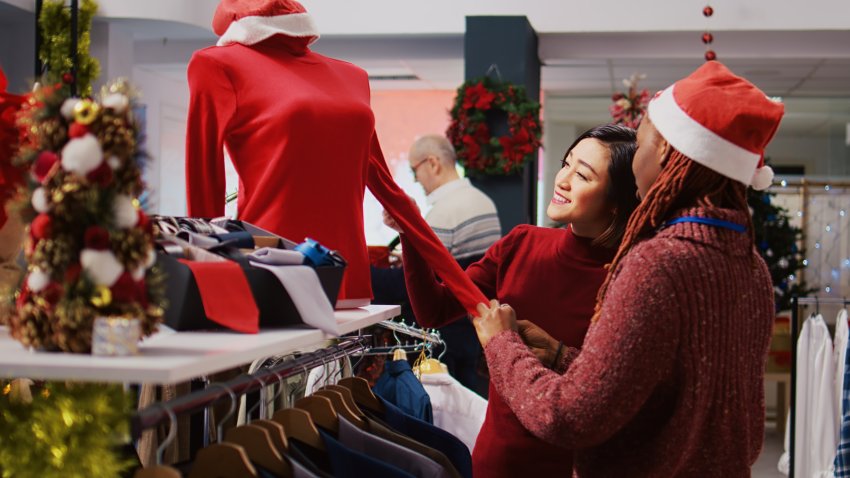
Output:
top-left (373, 360), bottom-right (433, 424)
top-left (793, 314), bottom-right (838, 478)
top-left (366, 395), bottom-right (473, 478)
top-left (420, 372), bottom-right (487, 451)
top-left (305, 360), bottom-right (343, 396)
top-left (835, 309), bottom-right (850, 477)
top-left (835, 310), bottom-right (849, 421)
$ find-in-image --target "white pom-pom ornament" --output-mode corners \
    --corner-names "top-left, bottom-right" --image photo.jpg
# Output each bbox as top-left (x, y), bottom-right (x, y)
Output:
top-left (27, 269), bottom-right (50, 292)
top-left (80, 249), bottom-right (124, 286)
top-left (113, 194), bottom-right (139, 229)
top-left (751, 165), bottom-right (774, 191)
top-left (60, 134), bottom-right (103, 176)
top-left (102, 93), bottom-right (129, 113)
top-left (60, 98), bottom-right (80, 120)
top-left (32, 187), bottom-right (49, 213)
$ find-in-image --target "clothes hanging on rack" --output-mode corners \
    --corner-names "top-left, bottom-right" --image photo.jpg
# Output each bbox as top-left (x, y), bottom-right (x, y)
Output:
top-left (792, 314), bottom-right (838, 477)
top-left (835, 310), bottom-right (849, 421)
top-left (835, 309), bottom-right (850, 477)
top-left (365, 397), bottom-right (472, 478)
top-left (420, 372), bottom-right (487, 452)
top-left (317, 429), bottom-right (415, 478)
top-left (373, 360), bottom-right (433, 423)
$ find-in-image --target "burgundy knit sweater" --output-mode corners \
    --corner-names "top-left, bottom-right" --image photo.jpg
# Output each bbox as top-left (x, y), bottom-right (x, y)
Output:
top-left (402, 225), bottom-right (615, 477)
top-left (485, 207), bottom-right (775, 477)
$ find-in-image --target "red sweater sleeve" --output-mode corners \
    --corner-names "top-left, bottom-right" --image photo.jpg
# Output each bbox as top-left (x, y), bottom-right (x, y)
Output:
top-left (366, 133), bottom-right (487, 315)
top-left (185, 51), bottom-right (236, 217)
top-left (483, 248), bottom-right (680, 448)
top-left (401, 227), bottom-right (520, 327)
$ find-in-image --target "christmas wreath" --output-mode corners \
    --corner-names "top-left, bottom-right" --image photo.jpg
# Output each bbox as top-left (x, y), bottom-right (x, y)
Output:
top-left (447, 77), bottom-right (542, 176)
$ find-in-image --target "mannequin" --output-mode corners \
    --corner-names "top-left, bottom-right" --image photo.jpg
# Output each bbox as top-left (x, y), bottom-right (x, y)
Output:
top-left (185, 0), bottom-right (485, 311)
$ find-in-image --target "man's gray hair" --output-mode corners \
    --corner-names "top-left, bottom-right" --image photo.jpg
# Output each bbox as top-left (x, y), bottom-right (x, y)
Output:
top-left (410, 134), bottom-right (457, 166)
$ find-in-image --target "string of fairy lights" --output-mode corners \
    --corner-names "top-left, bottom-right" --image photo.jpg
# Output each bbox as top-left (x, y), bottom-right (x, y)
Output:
top-left (774, 184), bottom-right (850, 299)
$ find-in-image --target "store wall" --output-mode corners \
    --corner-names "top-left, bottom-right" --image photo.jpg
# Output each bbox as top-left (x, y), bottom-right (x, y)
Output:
top-left (0, 6), bottom-right (34, 93)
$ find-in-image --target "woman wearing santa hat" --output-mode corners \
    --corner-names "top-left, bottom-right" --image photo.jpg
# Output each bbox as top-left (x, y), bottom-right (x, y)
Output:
top-left (473, 60), bottom-right (783, 476)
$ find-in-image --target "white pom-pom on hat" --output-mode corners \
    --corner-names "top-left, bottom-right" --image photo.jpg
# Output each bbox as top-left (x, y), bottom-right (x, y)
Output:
top-left (80, 249), bottom-right (124, 286)
top-left (751, 165), bottom-right (774, 191)
top-left (27, 269), bottom-right (51, 292)
top-left (60, 134), bottom-right (103, 176)
top-left (32, 187), bottom-right (49, 213)
top-left (60, 98), bottom-right (80, 120)
top-left (113, 194), bottom-right (139, 229)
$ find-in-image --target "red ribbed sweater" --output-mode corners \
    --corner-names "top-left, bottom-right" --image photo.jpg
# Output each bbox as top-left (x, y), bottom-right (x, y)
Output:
top-left (485, 207), bottom-right (775, 477)
top-left (403, 225), bottom-right (615, 477)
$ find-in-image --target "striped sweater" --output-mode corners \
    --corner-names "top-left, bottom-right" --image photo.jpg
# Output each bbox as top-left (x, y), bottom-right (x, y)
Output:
top-left (485, 206), bottom-right (775, 477)
top-left (425, 178), bottom-right (501, 260)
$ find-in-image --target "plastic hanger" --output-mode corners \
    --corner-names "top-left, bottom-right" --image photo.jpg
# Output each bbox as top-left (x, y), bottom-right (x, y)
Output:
top-left (188, 383), bottom-right (257, 478)
top-left (338, 377), bottom-right (385, 414)
top-left (314, 389), bottom-right (368, 430)
top-left (294, 394), bottom-right (339, 434)
top-left (418, 330), bottom-right (449, 375)
top-left (134, 404), bottom-right (181, 478)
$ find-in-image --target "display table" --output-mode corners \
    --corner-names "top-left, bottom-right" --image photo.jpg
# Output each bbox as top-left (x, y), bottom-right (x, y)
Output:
top-left (0, 304), bottom-right (400, 384)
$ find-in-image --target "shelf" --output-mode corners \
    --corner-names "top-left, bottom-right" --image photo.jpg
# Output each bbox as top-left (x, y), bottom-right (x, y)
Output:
top-left (0, 304), bottom-right (400, 384)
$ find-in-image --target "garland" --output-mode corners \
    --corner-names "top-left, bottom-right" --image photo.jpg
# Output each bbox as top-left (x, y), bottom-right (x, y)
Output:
top-left (39, 0), bottom-right (100, 97)
top-left (447, 77), bottom-right (542, 176)
top-left (7, 81), bottom-right (165, 353)
top-left (609, 73), bottom-right (649, 129)
top-left (0, 380), bottom-right (135, 478)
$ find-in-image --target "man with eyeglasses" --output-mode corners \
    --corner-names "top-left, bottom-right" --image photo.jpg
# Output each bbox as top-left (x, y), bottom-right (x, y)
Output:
top-left (372, 134), bottom-right (500, 397)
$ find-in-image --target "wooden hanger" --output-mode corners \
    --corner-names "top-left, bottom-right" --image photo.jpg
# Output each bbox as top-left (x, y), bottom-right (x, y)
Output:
top-left (188, 383), bottom-right (258, 478)
top-left (272, 408), bottom-right (326, 451)
top-left (338, 377), bottom-right (385, 414)
top-left (251, 419), bottom-right (288, 454)
top-left (392, 348), bottom-right (407, 361)
top-left (226, 425), bottom-right (292, 478)
top-left (294, 395), bottom-right (339, 434)
top-left (188, 443), bottom-right (258, 478)
top-left (134, 405), bottom-right (182, 478)
top-left (417, 357), bottom-right (449, 375)
top-left (323, 385), bottom-right (366, 418)
top-left (314, 389), bottom-right (367, 430)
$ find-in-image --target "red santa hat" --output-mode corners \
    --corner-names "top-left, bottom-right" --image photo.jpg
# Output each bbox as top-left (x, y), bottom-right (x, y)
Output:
top-left (647, 61), bottom-right (785, 190)
top-left (213, 0), bottom-right (319, 47)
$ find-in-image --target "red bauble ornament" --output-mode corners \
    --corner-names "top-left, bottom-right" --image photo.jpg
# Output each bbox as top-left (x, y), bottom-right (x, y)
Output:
top-left (32, 151), bottom-right (59, 183)
top-left (30, 213), bottom-right (52, 240)
top-left (62, 72), bottom-right (74, 84)
top-left (84, 225), bottom-right (111, 250)
top-left (68, 122), bottom-right (89, 139)
top-left (702, 32), bottom-right (714, 44)
top-left (86, 162), bottom-right (113, 187)
top-left (703, 6), bottom-right (714, 17)
top-left (705, 49), bottom-right (717, 61)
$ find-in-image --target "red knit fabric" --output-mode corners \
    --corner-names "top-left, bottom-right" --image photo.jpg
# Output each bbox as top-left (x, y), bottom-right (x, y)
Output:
top-left (484, 207), bottom-right (774, 477)
top-left (403, 224), bottom-right (615, 477)
top-left (185, 36), bottom-right (485, 312)
top-left (0, 69), bottom-right (24, 230)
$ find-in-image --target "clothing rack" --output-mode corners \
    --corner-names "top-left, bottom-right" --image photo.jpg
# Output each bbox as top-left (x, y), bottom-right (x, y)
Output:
top-left (789, 296), bottom-right (850, 478)
top-left (378, 319), bottom-right (442, 344)
top-left (131, 335), bottom-right (368, 439)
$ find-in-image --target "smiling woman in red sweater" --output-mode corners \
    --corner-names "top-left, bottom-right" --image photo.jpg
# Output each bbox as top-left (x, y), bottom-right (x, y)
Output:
top-left (390, 124), bottom-right (639, 477)
top-left (474, 61), bottom-right (784, 477)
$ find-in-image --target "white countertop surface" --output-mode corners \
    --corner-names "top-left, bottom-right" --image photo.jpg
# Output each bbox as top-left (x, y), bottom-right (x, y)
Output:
top-left (0, 304), bottom-right (400, 384)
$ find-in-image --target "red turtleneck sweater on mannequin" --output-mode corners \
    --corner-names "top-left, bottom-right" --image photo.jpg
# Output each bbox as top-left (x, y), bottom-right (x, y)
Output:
top-left (185, 35), bottom-right (485, 311)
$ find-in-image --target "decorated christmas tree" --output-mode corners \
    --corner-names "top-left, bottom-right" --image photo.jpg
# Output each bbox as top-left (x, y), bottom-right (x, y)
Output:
top-left (748, 186), bottom-right (814, 312)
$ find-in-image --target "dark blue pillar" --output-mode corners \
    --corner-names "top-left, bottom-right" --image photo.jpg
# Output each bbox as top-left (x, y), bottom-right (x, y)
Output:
top-left (465, 16), bottom-right (541, 234)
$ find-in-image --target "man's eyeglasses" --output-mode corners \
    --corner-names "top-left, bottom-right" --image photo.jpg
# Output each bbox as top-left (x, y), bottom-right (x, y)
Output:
top-left (410, 156), bottom-right (432, 176)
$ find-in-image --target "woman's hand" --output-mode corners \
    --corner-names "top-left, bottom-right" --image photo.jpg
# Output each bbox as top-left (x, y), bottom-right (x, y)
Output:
top-left (517, 320), bottom-right (560, 366)
top-left (473, 299), bottom-right (518, 348)
top-left (382, 196), bottom-right (420, 233)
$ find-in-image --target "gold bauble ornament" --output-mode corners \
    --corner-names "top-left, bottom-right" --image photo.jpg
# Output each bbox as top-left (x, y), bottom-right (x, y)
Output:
top-left (91, 286), bottom-right (112, 308)
top-left (72, 99), bottom-right (100, 125)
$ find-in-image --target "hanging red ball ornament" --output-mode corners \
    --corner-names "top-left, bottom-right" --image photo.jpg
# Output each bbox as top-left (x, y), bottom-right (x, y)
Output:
top-left (703, 6), bottom-right (714, 17)
top-left (705, 49), bottom-right (717, 61)
top-left (702, 32), bottom-right (714, 44)
top-left (62, 72), bottom-right (74, 84)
